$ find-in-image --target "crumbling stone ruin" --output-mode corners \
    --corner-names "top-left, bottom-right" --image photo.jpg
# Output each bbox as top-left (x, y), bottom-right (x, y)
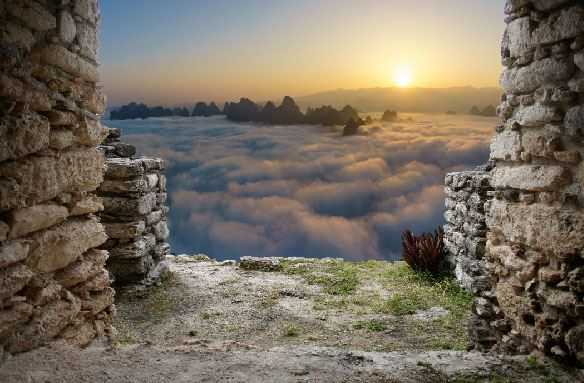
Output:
top-left (446, 0), bottom-right (584, 364)
top-left (98, 129), bottom-right (171, 285)
top-left (0, 0), bottom-right (114, 352)
top-left (444, 170), bottom-right (493, 293)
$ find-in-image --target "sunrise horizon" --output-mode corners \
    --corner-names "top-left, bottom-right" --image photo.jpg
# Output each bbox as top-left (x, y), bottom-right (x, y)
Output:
top-left (100, 0), bottom-right (506, 106)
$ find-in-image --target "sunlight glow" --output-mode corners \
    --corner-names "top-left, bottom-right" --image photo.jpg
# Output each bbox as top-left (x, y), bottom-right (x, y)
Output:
top-left (393, 65), bottom-right (413, 88)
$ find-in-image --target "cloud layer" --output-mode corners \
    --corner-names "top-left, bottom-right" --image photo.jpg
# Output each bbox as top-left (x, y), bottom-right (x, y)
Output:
top-left (107, 113), bottom-right (494, 260)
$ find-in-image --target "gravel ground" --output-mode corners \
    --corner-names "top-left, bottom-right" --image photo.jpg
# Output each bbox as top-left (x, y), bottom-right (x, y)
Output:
top-left (1, 257), bottom-right (580, 382)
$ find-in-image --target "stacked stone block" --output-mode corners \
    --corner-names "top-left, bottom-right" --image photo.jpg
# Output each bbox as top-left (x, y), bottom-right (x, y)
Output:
top-left (98, 129), bottom-right (170, 285)
top-left (0, 0), bottom-right (113, 353)
top-left (444, 170), bottom-right (493, 293)
top-left (479, 0), bottom-right (584, 362)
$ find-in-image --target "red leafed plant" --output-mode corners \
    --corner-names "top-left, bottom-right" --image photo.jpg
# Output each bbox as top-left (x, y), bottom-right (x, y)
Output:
top-left (401, 227), bottom-right (445, 275)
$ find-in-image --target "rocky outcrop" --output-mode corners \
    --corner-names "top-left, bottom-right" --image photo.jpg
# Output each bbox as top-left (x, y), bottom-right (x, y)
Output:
top-left (192, 102), bottom-right (222, 117)
top-left (225, 96), bottom-right (360, 126)
top-left (97, 130), bottom-right (171, 285)
top-left (0, 0), bottom-right (113, 353)
top-left (470, 0), bottom-right (584, 363)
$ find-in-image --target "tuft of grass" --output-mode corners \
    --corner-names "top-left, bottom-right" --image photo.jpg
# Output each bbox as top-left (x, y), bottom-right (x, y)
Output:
top-left (353, 319), bottom-right (387, 332)
top-left (283, 323), bottom-right (302, 337)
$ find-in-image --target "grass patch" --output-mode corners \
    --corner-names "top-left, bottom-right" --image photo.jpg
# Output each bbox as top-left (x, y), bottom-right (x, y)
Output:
top-left (281, 260), bottom-right (360, 295)
top-left (353, 319), bottom-right (386, 332)
top-left (378, 263), bottom-right (472, 317)
top-left (283, 323), bottom-right (302, 337)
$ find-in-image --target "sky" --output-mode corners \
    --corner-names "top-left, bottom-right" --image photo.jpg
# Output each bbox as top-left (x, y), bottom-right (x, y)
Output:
top-left (100, 0), bottom-right (506, 106)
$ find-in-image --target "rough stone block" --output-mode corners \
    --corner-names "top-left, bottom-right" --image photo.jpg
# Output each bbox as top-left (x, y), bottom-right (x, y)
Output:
top-left (9, 204), bottom-right (69, 239)
top-left (69, 195), bottom-right (103, 216)
top-left (81, 287), bottom-right (114, 315)
top-left (49, 129), bottom-right (74, 150)
top-left (0, 112), bottom-right (50, 162)
top-left (145, 210), bottom-right (163, 225)
top-left (565, 106), bottom-right (584, 137)
top-left (0, 241), bottom-right (29, 269)
top-left (75, 117), bottom-right (107, 146)
top-left (520, 127), bottom-right (560, 158)
top-left (55, 249), bottom-right (108, 288)
top-left (76, 21), bottom-right (98, 60)
top-left (0, 148), bottom-right (105, 211)
top-left (101, 193), bottom-right (156, 216)
top-left (1, 22), bottom-right (36, 51)
top-left (514, 104), bottom-right (561, 127)
top-left (506, 17), bottom-right (531, 58)
top-left (103, 221), bottom-right (146, 239)
top-left (0, 302), bottom-right (33, 339)
top-left (99, 177), bottom-right (149, 194)
top-left (73, 0), bottom-right (100, 24)
top-left (82, 86), bottom-right (106, 115)
top-left (531, 0), bottom-right (572, 12)
top-left (488, 199), bottom-right (584, 255)
top-left (27, 217), bottom-right (107, 273)
top-left (0, 74), bottom-right (52, 111)
top-left (105, 158), bottom-right (145, 179)
top-left (492, 165), bottom-right (571, 191)
top-left (47, 110), bottom-right (78, 126)
top-left (7, 0), bottom-right (56, 31)
top-left (58, 10), bottom-right (76, 43)
top-left (0, 264), bottom-right (34, 300)
top-left (153, 221), bottom-right (169, 241)
top-left (108, 234), bottom-right (155, 259)
top-left (532, 5), bottom-right (584, 45)
top-left (71, 270), bottom-right (110, 294)
top-left (500, 57), bottom-right (575, 94)
top-left (107, 258), bottom-right (150, 280)
top-left (60, 320), bottom-right (97, 347)
top-left (35, 44), bottom-right (99, 83)
top-left (5, 297), bottom-right (81, 353)
top-left (490, 129), bottom-right (521, 161)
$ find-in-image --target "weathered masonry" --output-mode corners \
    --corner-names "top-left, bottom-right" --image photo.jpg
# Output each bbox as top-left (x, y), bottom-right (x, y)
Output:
top-left (0, 0), bottom-right (114, 352)
top-left (98, 130), bottom-right (171, 286)
top-left (446, 0), bottom-right (584, 364)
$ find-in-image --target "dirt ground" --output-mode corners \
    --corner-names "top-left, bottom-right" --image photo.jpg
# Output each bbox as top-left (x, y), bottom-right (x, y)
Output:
top-left (0, 257), bottom-right (581, 382)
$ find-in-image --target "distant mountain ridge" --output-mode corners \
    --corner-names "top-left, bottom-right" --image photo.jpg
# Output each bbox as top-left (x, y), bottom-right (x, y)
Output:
top-left (295, 86), bottom-right (502, 113)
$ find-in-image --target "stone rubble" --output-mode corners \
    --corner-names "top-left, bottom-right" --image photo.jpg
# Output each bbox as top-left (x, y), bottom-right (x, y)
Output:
top-left (97, 129), bottom-right (171, 285)
top-left (0, 0), bottom-right (113, 353)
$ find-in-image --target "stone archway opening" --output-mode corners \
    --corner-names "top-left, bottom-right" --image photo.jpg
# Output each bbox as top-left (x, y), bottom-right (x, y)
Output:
top-left (0, 0), bottom-right (583, 378)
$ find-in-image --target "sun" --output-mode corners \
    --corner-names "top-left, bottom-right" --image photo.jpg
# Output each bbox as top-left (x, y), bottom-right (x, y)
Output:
top-left (393, 65), bottom-right (413, 87)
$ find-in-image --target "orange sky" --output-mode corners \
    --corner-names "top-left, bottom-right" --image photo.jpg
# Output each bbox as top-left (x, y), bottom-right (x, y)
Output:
top-left (100, 0), bottom-right (506, 106)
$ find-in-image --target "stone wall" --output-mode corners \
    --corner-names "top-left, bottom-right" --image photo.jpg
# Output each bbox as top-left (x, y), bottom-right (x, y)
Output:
top-left (478, 0), bottom-right (584, 363)
top-left (444, 170), bottom-right (493, 293)
top-left (97, 129), bottom-right (170, 285)
top-left (0, 0), bottom-right (113, 353)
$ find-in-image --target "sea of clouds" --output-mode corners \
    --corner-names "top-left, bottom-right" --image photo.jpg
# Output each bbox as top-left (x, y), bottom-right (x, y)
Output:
top-left (106, 114), bottom-right (495, 261)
